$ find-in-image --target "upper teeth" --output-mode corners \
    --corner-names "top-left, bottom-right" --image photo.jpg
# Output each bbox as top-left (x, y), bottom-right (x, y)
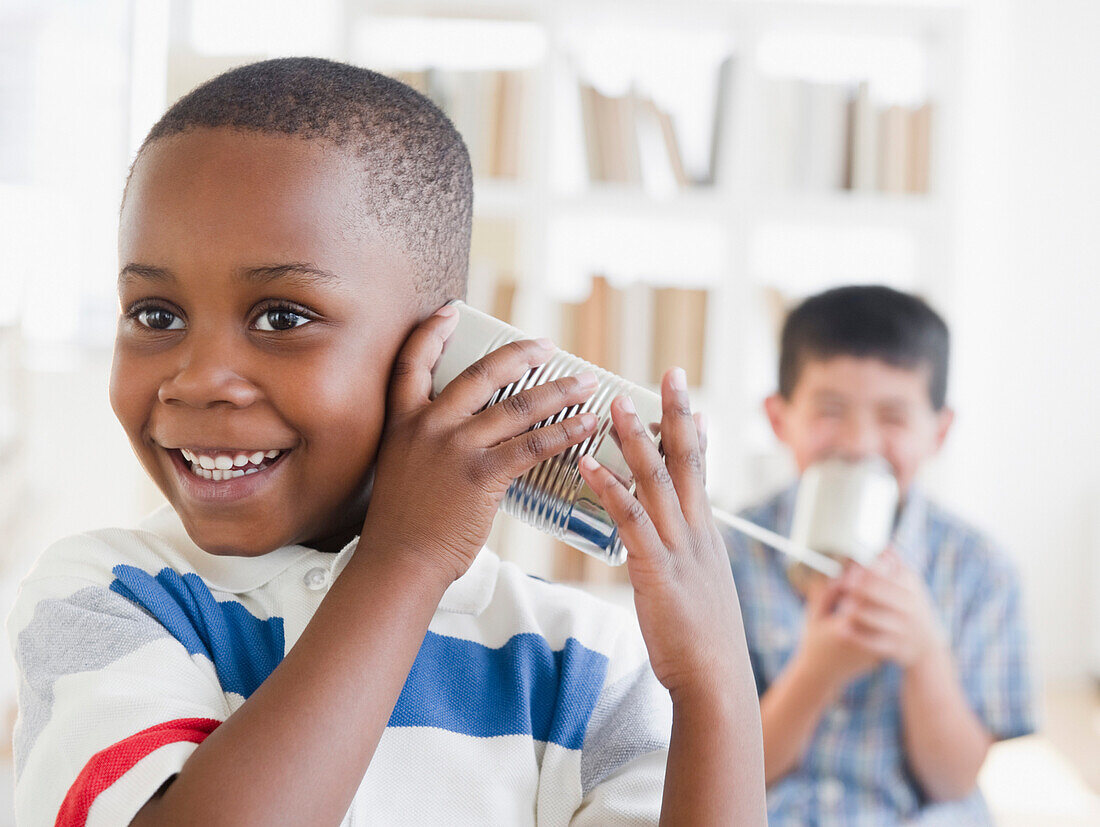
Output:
top-left (179, 448), bottom-right (282, 478)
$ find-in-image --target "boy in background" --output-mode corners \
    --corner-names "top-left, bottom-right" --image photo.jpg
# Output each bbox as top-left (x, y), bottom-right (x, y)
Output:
top-left (8, 58), bottom-right (765, 824)
top-left (725, 285), bottom-right (1034, 825)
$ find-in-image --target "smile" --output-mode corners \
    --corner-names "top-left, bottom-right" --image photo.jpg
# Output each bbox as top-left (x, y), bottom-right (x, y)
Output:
top-left (176, 448), bottom-right (286, 481)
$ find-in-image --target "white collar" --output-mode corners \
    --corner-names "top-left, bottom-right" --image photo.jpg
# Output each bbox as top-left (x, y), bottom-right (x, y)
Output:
top-left (138, 505), bottom-right (500, 614)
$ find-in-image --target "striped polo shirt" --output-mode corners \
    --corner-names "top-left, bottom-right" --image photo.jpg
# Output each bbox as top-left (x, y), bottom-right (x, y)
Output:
top-left (8, 506), bottom-right (671, 826)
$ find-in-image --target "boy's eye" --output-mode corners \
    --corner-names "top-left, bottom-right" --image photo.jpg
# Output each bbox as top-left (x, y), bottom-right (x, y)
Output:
top-left (135, 307), bottom-right (184, 330)
top-left (254, 307), bottom-right (312, 332)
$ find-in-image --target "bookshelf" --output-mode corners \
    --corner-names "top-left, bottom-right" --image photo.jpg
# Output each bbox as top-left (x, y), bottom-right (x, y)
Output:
top-left (261, 1), bottom-right (965, 582)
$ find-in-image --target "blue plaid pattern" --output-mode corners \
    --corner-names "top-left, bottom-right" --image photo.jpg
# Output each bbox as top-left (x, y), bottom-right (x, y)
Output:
top-left (725, 484), bottom-right (1035, 826)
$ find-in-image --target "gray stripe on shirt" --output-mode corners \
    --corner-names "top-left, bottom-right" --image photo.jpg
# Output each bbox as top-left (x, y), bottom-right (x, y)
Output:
top-left (14, 585), bottom-right (171, 777)
top-left (580, 660), bottom-right (669, 798)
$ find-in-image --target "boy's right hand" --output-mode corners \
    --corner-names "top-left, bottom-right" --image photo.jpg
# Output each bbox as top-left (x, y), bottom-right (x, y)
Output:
top-left (361, 306), bottom-right (599, 584)
top-left (794, 574), bottom-right (882, 692)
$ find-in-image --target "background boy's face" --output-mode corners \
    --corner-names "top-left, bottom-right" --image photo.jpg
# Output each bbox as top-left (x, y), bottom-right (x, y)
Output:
top-left (764, 355), bottom-right (954, 497)
top-left (111, 128), bottom-right (421, 555)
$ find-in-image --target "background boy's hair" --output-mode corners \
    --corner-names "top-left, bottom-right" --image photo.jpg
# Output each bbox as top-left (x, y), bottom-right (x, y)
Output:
top-left (778, 285), bottom-right (950, 410)
top-left (131, 57), bottom-right (472, 304)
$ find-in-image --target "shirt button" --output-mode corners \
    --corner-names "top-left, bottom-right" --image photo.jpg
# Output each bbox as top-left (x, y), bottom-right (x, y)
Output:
top-left (303, 567), bottom-right (328, 590)
top-left (819, 779), bottom-right (844, 807)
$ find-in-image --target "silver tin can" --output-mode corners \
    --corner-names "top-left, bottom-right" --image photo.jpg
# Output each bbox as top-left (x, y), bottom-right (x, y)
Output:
top-left (430, 301), bottom-right (662, 565)
top-left (789, 456), bottom-right (900, 570)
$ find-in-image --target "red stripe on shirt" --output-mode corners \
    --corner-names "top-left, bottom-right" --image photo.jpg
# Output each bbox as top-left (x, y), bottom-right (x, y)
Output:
top-left (56, 717), bottom-right (221, 826)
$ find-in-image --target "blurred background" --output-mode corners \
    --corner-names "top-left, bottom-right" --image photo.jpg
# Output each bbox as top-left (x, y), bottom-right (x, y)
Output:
top-left (1, 0), bottom-right (1097, 823)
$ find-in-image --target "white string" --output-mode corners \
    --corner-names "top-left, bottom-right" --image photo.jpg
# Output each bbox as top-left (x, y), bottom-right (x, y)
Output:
top-left (711, 506), bottom-right (842, 578)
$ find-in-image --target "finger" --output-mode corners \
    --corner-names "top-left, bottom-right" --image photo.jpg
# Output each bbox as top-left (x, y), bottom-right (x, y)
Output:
top-left (658, 368), bottom-right (708, 519)
top-left (387, 306), bottom-right (461, 419)
top-left (609, 395), bottom-right (685, 545)
top-left (848, 604), bottom-right (906, 638)
top-left (847, 569), bottom-right (908, 611)
top-left (577, 454), bottom-right (666, 567)
top-left (490, 410), bottom-right (598, 482)
top-left (693, 411), bottom-right (708, 485)
top-left (809, 576), bottom-right (845, 620)
top-left (471, 372), bottom-right (598, 447)
top-left (435, 338), bottom-right (556, 415)
top-left (840, 624), bottom-right (893, 660)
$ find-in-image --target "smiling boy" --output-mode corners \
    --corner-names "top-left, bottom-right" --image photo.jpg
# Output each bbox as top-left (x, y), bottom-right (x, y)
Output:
top-left (8, 58), bottom-right (764, 824)
top-left (725, 286), bottom-right (1034, 825)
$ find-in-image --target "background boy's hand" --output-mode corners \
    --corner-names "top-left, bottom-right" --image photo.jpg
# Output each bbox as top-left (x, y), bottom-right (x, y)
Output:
top-left (363, 307), bottom-right (598, 584)
top-left (577, 368), bottom-right (742, 701)
top-left (793, 575), bottom-right (882, 692)
top-left (840, 550), bottom-right (945, 668)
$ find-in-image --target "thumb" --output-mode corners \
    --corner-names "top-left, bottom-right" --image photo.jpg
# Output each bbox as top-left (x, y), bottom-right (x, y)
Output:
top-left (387, 305), bottom-right (460, 419)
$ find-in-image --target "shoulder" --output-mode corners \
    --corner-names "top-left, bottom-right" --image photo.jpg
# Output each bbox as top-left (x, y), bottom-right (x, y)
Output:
top-left (924, 499), bottom-right (1021, 592)
top-left (19, 506), bottom-right (198, 586)
top-left (7, 508), bottom-right (204, 638)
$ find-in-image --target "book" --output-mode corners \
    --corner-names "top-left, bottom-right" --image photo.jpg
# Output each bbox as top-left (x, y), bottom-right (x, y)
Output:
top-left (908, 101), bottom-right (933, 194)
top-left (578, 84), bottom-right (605, 182)
top-left (651, 287), bottom-right (708, 386)
top-left (618, 281), bottom-right (656, 385)
top-left (707, 55), bottom-right (736, 186)
top-left (848, 81), bottom-right (879, 191)
top-left (878, 105), bottom-right (911, 194)
top-left (802, 81), bottom-right (851, 191)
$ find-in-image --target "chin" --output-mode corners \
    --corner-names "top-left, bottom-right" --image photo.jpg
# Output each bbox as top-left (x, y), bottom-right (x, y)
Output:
top-left (178, 513), bottom-right (290, 557)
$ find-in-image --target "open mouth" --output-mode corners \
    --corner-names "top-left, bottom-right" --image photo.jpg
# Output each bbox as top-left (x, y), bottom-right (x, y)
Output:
top-left (174, 448), bottom-right (288, 481)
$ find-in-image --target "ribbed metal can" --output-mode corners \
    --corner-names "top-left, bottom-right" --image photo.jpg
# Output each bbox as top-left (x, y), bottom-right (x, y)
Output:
top-left (430, 301), bottom-right (662, 565)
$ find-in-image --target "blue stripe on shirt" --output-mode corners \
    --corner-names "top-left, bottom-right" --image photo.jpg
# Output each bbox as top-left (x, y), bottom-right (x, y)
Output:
top-left (390, 631), bottom-right (608, 749)
top-left (109, 564), bottom-right (284, 699)
top-left (109, 565), bottom-right (609, 749)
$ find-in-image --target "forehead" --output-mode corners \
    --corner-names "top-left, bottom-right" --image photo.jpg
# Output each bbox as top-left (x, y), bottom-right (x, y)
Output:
top-left (119, 129), bottom-right (408, 292)
top-left (794, 355), bottom-right (933, 405)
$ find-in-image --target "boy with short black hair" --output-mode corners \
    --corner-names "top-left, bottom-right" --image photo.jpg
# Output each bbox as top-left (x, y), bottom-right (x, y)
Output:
top-left (9, 58), bottom-right (765, 824)
top-left (725, 284), bottom-right (1034, 825)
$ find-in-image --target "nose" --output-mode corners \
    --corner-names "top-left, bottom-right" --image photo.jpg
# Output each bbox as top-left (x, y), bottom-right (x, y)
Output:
top-left (158, 336), bottom-right (260, 409)
top-left (835, 410), bottom-right (882, 461)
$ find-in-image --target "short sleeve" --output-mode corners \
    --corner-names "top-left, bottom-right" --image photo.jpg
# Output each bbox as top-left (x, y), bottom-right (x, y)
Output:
top-left (8, 556), bottom-right (231, 826)
top-left (953, 553), bottom-right (1036, 741)
top-left (567, 616), bottom-right (671, 826)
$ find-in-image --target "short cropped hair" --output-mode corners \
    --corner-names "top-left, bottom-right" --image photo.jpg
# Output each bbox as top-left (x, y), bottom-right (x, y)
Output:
top-left (133, 57), bottom-right (472, 303)
top-left (778, 285), bottom-right (950, 410)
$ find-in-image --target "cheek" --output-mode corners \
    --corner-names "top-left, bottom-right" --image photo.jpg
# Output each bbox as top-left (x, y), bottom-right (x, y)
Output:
top-left (788, 415), bottom-right (840, 467)
top-left (109, 348), bottom-right (154, 441)
top-left (277, 341), bottom-right (391, 457)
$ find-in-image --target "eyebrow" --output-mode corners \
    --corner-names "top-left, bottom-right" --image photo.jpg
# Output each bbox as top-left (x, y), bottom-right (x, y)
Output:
top-left (118, 262), bottom-right (342, 288)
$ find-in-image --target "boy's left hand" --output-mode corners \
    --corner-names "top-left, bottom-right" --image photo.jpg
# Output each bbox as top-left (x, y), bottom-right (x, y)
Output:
top-left (839, 550), bottom-right (945, 669)
top-left (578, 368), bottom-right (744, 701)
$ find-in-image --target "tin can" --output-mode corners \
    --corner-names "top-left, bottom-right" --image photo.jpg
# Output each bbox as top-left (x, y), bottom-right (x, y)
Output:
top-left (431, 301), bottom-right (662, 565)
top-left (789, 455), bottom-right (900, 572)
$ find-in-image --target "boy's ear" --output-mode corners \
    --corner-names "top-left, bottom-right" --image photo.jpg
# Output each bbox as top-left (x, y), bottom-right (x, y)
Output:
top-left (932, 406), bottom-right (955, 453)
top-left (764, 393), bottom-right (788, 442)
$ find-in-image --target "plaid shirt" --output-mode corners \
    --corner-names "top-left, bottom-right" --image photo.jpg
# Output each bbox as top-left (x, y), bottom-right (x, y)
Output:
top-left (725, 483), bottom-right (1035, 826)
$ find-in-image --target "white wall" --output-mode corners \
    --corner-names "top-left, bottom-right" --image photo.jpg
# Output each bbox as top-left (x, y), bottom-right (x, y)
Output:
top-left (942, 0), bottom-right (1100, 683)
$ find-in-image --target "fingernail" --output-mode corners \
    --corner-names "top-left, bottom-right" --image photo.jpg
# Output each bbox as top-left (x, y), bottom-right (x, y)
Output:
top-left (670, 367), bottom-right (687, 391)
top-left (534, 337), bottom-right (554, 351)
top-left (579, 455), bottom-right (599, 472)
top-left (618, 396), bottom-right (636, 415)
top-left (576, 371), bottom-right (597, 388)
top-left (697, 412), bottom-right (708, 437)
top-left (435, 305), bottom-right (457, 318)
top-left (578, 412), bottom-right (597, 429)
